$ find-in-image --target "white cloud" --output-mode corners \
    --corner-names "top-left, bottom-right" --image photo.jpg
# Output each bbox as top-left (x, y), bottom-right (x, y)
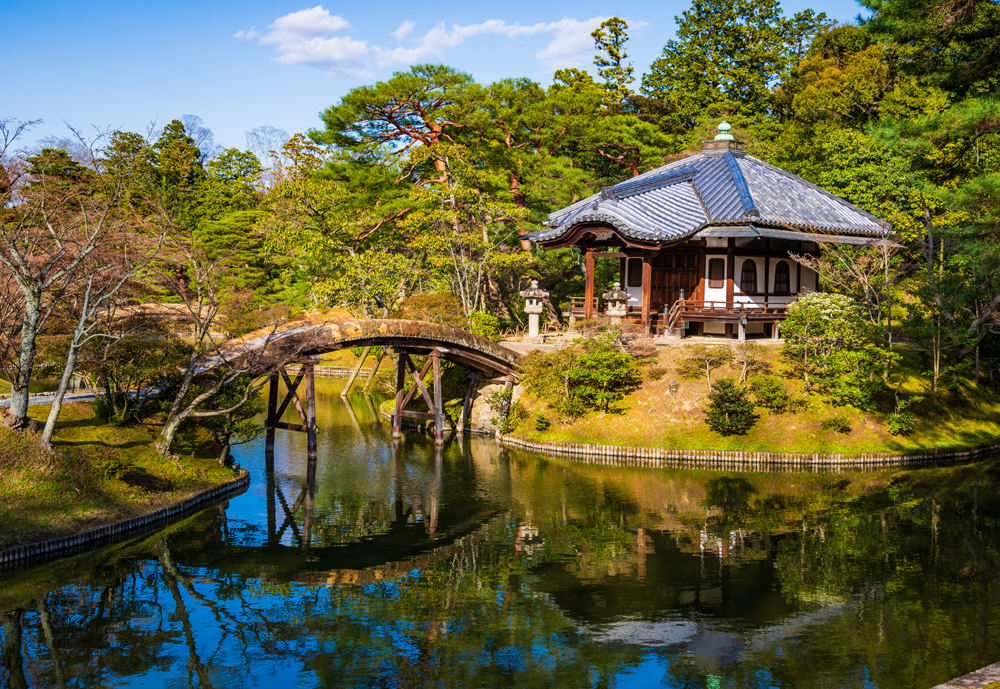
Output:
top-left (238, 9), bottom-right (627, 76)
top-left (392, 20), bottom-right (415, 41)
top-left (267, 6), bottom-right (351, 37)
top-left (373, 17), bottom-right (607, 68)
top-left (237, 5), bottom-right (368, 75)
top-left (534, 17), bottom-right (609, 68)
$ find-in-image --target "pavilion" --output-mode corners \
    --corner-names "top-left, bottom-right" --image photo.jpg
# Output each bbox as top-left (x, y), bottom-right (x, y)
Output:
top-left (524, 123), bottom-right (893, 339)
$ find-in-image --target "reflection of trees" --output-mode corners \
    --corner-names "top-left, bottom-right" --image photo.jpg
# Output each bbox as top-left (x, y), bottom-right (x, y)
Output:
top-left (2, 610), bottom-right (27, 689)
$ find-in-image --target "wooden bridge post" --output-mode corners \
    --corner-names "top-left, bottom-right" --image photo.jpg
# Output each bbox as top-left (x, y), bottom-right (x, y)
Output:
top-left (362, 347), bottom-right (386, 395)
top-left (431, 350), bottom-right (444, 446)
top-left (341, 346), bottom-right (370, 398)
top-left (456, 374), bottom-right (479, 434)
top-left (303, 442), bottom-right (317, 548)
top-left (393, 348), bottom-right (406, 439)
top-left (265, 372), bottom-right (279, 447)
top-left (305, 363), bottom-right (317, 460)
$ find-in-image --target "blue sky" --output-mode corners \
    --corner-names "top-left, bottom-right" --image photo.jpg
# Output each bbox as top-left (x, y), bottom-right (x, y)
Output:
top-left (4, 0), bottom-right (865, 152)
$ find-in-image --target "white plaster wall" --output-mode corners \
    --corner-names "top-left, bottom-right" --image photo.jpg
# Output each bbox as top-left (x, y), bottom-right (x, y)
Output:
top-left (703, 256), bottom-right (727, 304)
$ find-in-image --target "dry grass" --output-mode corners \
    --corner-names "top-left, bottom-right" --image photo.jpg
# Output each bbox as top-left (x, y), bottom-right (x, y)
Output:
top-left (516, 343), bottom-right (1000, 454)
top-left (0, 403), bottom-right (235, 550)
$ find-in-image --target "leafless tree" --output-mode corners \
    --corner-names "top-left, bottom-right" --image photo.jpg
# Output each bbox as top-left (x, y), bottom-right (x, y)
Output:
top-left (0, 122), bottom-right (137, 429)
top-left (245, 125), bottom-right (290, 189)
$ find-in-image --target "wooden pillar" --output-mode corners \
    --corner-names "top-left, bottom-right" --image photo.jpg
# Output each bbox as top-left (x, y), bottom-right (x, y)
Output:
top-left (796, 262), bottom-right (802, 294)
top-left (305, 363), bottom-right (317, 460)
top-left (584, 250), bottom-right (595, 319)
top-left (303, 445), bottom-right (317, 548)
top-left (763, 255), bottom-right (770, 303)
top-left (457, 375), bottom-right (479, 434)
top-left (392, 348), bottom-right (406, 439)
top-left (362, 347), bottom-right (386, 394)
top-left (726, 237), bottom-right (735, 310)
top-left (431, 351), bottom-right (444, 446)
top-left (265, 444), bottom-right (276, 545)
top-left (265, 372), bottom-right (278, 445)
top-left (641, 254), bottom-right (652, 333)
top-left (341, 346), bottom-right (370, 397)
top-left (696, 249), bottom-right (707, 302)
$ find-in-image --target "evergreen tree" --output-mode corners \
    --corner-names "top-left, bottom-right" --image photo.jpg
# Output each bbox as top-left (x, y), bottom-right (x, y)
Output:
top-left (591, 17), bottom-right (635, 107)
top-left (705, 379), bottom-right (759, 435)
top-left (641, 0), bottom-right (791, 127)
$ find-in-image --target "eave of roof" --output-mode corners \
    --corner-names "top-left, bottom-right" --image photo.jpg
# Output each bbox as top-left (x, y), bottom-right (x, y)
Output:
top-left (530, 151), bottom-right (893, 247)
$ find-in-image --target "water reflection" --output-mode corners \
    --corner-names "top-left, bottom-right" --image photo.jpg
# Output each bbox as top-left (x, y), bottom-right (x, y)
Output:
top-left (2, 378), bottom-right (999, 688)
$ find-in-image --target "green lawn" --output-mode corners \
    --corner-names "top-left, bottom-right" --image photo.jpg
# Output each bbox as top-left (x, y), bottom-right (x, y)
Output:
top-left (0, 403), bottom-right (236, 550)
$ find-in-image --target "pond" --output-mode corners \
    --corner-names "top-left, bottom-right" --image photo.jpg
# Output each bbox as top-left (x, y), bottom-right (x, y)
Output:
top-left (1, 377), bottom-right (998, 688)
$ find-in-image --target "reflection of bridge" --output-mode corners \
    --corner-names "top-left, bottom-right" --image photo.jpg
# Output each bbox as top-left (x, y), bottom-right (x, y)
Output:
top-left (216, 319), bottom-right (523, 453)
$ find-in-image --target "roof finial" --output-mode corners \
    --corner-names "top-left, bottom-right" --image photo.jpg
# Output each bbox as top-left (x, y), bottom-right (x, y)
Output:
top-left (714, 121), bottom-right (734, 142)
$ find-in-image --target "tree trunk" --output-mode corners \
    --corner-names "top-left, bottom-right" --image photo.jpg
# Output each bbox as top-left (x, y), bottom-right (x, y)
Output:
top-left (39, 342), bottom-right (81, 451)
top-left (156, 412), bottom-right (187, 456)
top-left (6, 297), bottom-right (41, 427)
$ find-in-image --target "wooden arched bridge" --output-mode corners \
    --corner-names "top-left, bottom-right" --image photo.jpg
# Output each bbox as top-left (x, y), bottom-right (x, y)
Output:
top-left (212, 319), bottom-right (523, 452)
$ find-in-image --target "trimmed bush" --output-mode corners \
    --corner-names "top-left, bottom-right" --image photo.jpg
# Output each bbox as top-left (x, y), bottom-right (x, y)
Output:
top-left (705, 379), bottom-right (759, 436)
top-left (821, 414), bottom-right (852, 434)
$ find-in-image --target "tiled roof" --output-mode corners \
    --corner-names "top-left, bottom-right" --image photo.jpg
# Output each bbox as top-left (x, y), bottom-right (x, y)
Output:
top-left (531, 151), bottom-right (891, 245)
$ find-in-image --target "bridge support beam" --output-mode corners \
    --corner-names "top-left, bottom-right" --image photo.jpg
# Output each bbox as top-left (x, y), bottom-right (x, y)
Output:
top-left (264, 362), bottom-right (318, 459)
top-left (392, 348), bottom-right (447, 445)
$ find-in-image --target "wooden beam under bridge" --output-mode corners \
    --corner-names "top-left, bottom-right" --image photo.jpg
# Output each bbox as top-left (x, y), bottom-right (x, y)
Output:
top-left (264, 361), bottom-right (318, 460)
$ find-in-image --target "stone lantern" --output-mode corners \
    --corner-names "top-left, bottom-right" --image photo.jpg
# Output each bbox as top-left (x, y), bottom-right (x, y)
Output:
top-left (602, 282), bottom-right (630, 325)
top-left (519, 280), bottom-right (549, 337)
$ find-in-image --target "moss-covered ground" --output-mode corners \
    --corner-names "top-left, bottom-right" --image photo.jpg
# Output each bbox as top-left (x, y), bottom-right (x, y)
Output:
top-left (0, 403), bottom-right (235, 550)
top-left (513, 342), bottom-right (1000, 454)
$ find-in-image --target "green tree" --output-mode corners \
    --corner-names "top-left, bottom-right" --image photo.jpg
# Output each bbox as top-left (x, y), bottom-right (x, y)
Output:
top-left (568, 336), bottom-right (642, 412)
top-left (704, 378), bottom-right (759, 434)
top-left (641, 0), bottom-right (799, 127)
top-left (592, 18), bottom-right (635, 107)
top-left (782, 293), bottom-right (885, 407)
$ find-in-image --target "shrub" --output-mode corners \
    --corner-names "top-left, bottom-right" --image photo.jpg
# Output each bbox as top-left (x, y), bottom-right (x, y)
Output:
top-left (787, 397), bottom-right (808, 413)
top-left (487, 388), bottom-right (527, 433)
top-left (887, 412), bottom-right (916, 436)
top-left (821, 414), bottom-right (852, 434)
top-left (534, 414), bottom-right (551, 432)
top-left (705, 379), bottom-right (759, 436)
top-left (568, 340), bottom-right (642, 413)
top-left (748, 375), bottom-right (789, 413)
top-left (469, 311), bottom-right (511, 342)
top-left (645, 364), bottom-right (669, 381)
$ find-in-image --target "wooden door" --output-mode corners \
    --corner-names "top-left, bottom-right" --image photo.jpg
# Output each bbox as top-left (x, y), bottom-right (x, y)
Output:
top-left (652, 250), bottom-right (700, 309)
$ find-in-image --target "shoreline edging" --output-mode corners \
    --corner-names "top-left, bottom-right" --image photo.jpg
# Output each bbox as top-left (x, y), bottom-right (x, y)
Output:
top-left (0, 469), bottom-right (251, 567)
top-left (497, 434), bottom-right (1000, 470)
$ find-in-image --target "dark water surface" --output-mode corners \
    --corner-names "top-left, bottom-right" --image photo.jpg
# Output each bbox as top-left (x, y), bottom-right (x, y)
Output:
top-left (2, 378), bottom-right (999, 688)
